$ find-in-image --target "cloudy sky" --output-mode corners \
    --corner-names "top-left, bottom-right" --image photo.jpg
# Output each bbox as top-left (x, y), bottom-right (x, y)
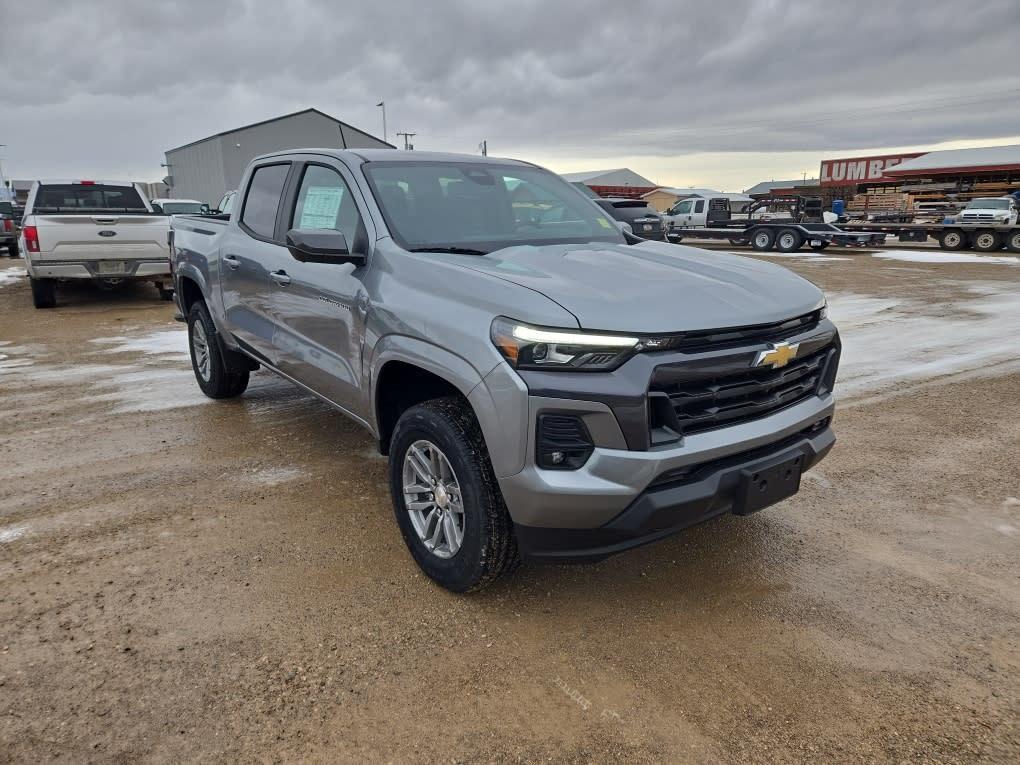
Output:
top-left (2, 0), bottom-right (1019, 192)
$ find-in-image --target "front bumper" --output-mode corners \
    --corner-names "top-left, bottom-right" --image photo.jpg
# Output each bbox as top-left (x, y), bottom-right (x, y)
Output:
top-left (515, 422), bottom-right (833, 561)
top-left (498, 390), bottom-right (835, 530)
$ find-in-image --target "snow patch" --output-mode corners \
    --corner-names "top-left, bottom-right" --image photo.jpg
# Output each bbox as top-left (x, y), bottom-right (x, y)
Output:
top-left (871, 250), bottom-right (1018, 265)
top-left (0, 266), bottom-right (26, 288)
top-left (0, 524), bottom-right (28, 543)
top-left (245, 466), bottom-right (305, 486)
top-left (91, 329), bottom-right (191, 362)
top-left (830, 282), bottom-right (1020, 398)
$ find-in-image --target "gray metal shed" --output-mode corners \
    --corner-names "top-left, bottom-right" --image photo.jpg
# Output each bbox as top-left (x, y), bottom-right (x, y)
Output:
top-left (163, 108), bottom-right (394, 205)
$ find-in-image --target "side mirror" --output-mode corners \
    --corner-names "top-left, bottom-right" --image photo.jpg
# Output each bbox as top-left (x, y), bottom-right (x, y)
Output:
top-left (285, 228), bottom-right (365, 266)
top-left (200, 203), bottom-right (210, 213)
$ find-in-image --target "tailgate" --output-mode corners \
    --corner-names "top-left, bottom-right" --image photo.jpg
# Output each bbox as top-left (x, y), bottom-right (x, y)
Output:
top-left (33, 214), bottom-right (169, 260)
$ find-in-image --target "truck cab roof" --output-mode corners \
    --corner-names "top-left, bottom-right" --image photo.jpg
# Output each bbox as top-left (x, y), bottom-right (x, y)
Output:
top-left (251, 148), bottom-right (533, 168)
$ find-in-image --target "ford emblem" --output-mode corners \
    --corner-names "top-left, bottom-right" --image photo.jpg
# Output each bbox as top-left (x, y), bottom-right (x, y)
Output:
top-left (98, 230), bottom-right (117, 237)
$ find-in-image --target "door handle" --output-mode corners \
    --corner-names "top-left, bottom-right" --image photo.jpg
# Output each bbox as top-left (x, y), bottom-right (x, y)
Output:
top-left (270, 270), bottom-right (292, 286)
top-left (223, 255), bottom-right (241, 270)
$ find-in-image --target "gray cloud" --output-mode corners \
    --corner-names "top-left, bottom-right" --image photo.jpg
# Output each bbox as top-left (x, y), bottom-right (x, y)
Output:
top-left (2, 0), bottom-right (1018, 183)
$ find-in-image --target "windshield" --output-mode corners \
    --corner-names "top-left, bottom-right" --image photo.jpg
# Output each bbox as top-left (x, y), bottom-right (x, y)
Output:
top-left (363, 161), bottom-right (625, 253)
top-left (965, 198), bottom-right (1010, 210)
top-left (159, 202), bottom-right (204, 215)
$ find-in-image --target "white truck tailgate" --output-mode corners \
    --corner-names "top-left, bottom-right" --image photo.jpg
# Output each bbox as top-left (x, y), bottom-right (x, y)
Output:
top-left (33, 214), bottom-right (169, 260)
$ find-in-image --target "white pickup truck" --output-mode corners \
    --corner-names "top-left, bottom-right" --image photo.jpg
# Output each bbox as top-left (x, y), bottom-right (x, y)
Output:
top-left (19, 180), bottom-right (172, 308)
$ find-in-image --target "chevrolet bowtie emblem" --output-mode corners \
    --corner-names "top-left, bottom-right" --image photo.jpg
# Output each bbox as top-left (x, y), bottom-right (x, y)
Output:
top-left (753, 341), bottom-right (800, 369)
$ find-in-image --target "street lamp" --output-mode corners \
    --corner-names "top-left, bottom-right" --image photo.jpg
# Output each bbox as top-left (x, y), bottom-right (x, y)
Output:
top-left (376, 101), bottom-right (387, 144)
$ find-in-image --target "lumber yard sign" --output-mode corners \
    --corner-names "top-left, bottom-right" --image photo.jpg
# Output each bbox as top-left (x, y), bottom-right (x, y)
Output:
top-left (819, 152), bottom-right (925, 187)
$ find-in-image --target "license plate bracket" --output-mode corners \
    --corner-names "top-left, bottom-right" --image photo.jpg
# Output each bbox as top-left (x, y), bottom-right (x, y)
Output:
top-left (734, 452), bottom-right (804, 515)
top-left (98, 261), bottom-right (127, 275)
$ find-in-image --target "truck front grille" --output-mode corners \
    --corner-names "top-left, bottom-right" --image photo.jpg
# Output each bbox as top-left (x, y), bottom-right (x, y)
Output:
top-left (648, 345), bottom-right (837, 441)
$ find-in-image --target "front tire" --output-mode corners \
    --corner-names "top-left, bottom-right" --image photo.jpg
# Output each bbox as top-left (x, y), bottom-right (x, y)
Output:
top-left (187, 302), bottom-right (249, 398)
top-left (30, 277), bottom-right (56, 309)
top-left (388, 397), bottom-right (518, 593)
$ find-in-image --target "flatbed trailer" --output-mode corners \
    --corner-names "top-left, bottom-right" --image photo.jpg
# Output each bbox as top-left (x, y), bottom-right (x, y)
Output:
top-left (840, 222), bottom-right (1020, 252)
top-left (667, 222), bottom-right (887, 252)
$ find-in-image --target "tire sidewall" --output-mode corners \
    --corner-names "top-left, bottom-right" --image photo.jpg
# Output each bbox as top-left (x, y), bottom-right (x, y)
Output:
top-left (752, 229), bottom-right (775, 251)
top-left (388, 406), bottom-right (495, 592)
top-left (776, 229), bottom-right (802, 252)
top-left (187, 302), bottom-right (227, 396)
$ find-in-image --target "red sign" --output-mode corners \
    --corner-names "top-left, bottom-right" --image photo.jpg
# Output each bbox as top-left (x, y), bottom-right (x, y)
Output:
top-left (819, 152), bottom-right (925, 187)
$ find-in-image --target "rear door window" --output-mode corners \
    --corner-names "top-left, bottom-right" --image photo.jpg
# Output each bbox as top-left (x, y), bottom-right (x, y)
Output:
top-left (694, 200), bottom-right (705, 213)
top-left (241, 164), bottom-right (290, 239)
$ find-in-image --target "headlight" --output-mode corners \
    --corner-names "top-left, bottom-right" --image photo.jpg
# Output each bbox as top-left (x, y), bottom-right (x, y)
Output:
top-left (491, 317), bottom-right (641, 371)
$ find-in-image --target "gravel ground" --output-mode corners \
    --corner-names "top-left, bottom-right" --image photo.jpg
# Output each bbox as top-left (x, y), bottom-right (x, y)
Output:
top-left (0, 252), bottom-right (1017, 763)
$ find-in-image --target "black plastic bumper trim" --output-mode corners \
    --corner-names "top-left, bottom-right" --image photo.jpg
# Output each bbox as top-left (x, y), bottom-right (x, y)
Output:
top-left (515, 425), bottom-right (835, 562)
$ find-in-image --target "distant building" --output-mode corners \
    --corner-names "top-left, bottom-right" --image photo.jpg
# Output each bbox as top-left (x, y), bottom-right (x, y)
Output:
top-left (560, 168), bottom-right (656, 199)
top-left (641, 187), bottom-right (744, 212)
top-left (745, 179), bottom-right (820, 198)
top-left (163, 107), bottom-right (393, 205)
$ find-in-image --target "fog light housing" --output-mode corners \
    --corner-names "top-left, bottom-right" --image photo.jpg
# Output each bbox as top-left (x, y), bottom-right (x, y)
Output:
top-left (536, 414), bottom-right (594, 470)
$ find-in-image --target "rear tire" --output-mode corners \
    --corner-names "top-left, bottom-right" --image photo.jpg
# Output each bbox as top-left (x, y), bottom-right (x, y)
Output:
top-left (1007, 231), bottom-right (1020, 252)
top-left (8, 241), bottom-right (19, 258)
top-left (388, 397), bottom-right (519, 593)
top-left (938, 230), bottom-right (968, 251)
top-left (972, 230), bottom-right (1002, 252)
top-left (751, 228), bottom-right (775, 251)
top-left (30, 277), bottom-right (56, 309)
top-left (775, 228), bottom-right (804, 252)
top-left (156, 283), bottom-right (175, 301)
top-left (187, 302), bottom-right (249, 399)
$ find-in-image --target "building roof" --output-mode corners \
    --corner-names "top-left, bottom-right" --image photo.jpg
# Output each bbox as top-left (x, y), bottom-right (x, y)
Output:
top-left (744, 178), bottom-right (820, 196)
top-left (559, 168), bottom-right (656, 187)
top-left (166, 107), bottom-right (395, 153)
top-left (643, 187), bottom-right (720, 198)
top-left (884, 144), bottom-right (1020, 176)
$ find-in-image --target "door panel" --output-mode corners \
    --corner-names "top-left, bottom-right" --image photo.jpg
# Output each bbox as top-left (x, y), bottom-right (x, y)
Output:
top-left (218, 162), bottom-right (291, 364)
top-left (219, 227), bottom-right (291, 364)
top-left (270, 162), bottom-right (369, 417)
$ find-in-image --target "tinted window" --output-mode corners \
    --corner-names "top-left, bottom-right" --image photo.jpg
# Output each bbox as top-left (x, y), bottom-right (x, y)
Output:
top-left (694, 200), bottom-right (705, 213)
top-left (32, 184), bottom-right (146, 212)
top-left (292, 165), bottom-right (363, 244)
top-left (609, 202), bottom-right (658, 222)
top-left (241, 165), bottom-right (289, 238)
top-left (0, 202), bottom-right (13, 215)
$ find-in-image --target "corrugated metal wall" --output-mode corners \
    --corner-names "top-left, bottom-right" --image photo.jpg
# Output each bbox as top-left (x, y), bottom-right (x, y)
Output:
top-left (165, 138), bottom-right (225, 206)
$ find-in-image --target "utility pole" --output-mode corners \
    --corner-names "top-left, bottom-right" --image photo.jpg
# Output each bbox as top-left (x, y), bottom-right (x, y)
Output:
top-left (376, 101), bottom-right (387, 144)
top-left (396, 132), bottom-right (416, 150)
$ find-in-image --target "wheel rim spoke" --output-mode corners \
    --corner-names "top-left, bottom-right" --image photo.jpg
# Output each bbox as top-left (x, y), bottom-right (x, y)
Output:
top-left (402, 439), bottom-right (465, 559)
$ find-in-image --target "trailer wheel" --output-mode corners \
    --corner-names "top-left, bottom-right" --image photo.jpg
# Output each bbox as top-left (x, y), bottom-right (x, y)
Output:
top-left (751, 228), bottom-right (775, 251)
top-left (1007, 231), bottom-right (1020, 252)
top-left (972, 230), bottom-right (1003, 252)
top-left (938, 230), bottom-right (968, 251)
top-left (775, 229), bottom-right (804, 252)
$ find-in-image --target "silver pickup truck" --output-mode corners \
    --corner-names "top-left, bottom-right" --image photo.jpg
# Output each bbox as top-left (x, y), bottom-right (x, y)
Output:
top-left (170, 149), bottom-right (840, 592)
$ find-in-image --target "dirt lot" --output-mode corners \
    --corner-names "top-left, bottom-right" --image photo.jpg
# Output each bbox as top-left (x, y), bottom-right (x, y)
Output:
top-left (0, 251), bottom-right (1017, 763)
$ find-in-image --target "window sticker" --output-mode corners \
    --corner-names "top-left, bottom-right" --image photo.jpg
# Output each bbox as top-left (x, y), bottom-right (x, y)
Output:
top-left (596, 217), bottom-right (613, 229)
top-left (299, 186), bottom-right (344, 229)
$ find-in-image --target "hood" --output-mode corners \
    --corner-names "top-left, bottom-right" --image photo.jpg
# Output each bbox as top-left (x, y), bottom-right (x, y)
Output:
top-left (441, 241), bottom-right (825, 333)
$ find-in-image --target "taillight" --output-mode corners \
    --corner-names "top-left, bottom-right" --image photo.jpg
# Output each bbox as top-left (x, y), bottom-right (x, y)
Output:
top-left (23, 225), bottom-right (40, 253)
top-left (2, 220), bottom-right (11, 233)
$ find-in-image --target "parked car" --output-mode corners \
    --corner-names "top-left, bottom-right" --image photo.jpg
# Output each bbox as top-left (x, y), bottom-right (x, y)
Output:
top-left (0, 201), bottom-right (18, 257)
top-left (19, 180), bottom-right (172, 307)
top-left (593, 198), bottom-right (665, 240)
top-left (170, 149), bottom-right (839, 593)
top-left (150, 198), bottom-right (209, 215)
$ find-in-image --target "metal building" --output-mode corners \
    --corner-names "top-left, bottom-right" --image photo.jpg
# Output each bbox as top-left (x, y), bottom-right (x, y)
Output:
top-left (163, 108), bottom-right (394, 205)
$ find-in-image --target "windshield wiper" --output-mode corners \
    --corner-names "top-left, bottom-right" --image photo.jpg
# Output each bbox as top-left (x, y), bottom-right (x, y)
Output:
top-left (408, 246), bottom-right (488, 256)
